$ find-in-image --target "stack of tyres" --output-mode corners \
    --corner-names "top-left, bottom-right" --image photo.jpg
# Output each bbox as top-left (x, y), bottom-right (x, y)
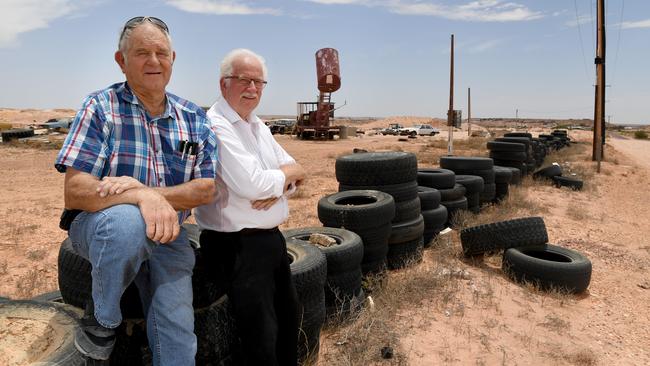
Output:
top-left (487, 141), bottom-right (527, 176)
top-left (530, 138), bottom-right (548, 167)
top-left (417, 186), bottom-right (448, 246)
top-left (438, 156), bottom-right (495, 206)
top-left (551, 130), bottom-right (571, 148)
top-left (493, 166), bottom-right (513, 202)
top-left (454, 175), bottom-right (484, 213)
top-left (496, 166), bottom-right (522, 185)
top-left (417, 168), bottom-right (457, 224)
top-left (318, 190), bottom-right (395, 276)
top-left (334, 152), bottom-right (423, 270)
top-left (494, 136), bottom-right (535, 174)
top-left (282, 227), bottom-right (365, 318)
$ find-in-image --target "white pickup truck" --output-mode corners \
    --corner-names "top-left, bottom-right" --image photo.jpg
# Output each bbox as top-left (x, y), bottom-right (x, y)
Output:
top-left (399, 124), bottom-right (440, 137)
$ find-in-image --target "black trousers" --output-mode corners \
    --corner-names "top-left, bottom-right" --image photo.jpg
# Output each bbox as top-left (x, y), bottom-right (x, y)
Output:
top-left (200, 228), bottom-right (299, 366)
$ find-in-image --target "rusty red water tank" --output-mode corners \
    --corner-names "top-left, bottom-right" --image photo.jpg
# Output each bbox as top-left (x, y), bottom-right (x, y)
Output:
top-left (316, 48), bottom-right (341, 93)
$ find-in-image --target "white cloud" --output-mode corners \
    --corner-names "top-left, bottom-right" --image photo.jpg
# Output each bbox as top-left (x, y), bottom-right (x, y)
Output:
top-left (306, 0), bottom-right (367, 4)
top-left (305, 0), bottom-right (542, 22)
top-left (389, 1), bottom-right (543, 22)
top-left (467, 39), bottom-right (502, 53)
top-left (621, 19), bottom-right (650, 29)
top-left (165, 0), bottom-right (281, 15)
top-left (0, 0), bottom-right (82, 47)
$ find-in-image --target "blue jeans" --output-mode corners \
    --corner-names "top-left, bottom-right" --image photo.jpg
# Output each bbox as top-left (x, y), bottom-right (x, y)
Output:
top-left (69, 204), bottom-right (196, 366)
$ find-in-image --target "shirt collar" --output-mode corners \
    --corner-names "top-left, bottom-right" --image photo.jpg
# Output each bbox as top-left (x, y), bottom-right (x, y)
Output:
top-left (209, 97), bottom-right (262, 125)
top-left (118, 82), bottom-right (174, 120)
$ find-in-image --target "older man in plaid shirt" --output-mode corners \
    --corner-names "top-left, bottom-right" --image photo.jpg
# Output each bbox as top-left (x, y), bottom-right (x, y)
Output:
top-left (54, 17), bottom-right (216, 365)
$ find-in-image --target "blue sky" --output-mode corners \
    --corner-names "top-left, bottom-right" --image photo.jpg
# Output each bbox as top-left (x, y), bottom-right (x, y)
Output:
top-left (1, 0), bottom-right (648, 124)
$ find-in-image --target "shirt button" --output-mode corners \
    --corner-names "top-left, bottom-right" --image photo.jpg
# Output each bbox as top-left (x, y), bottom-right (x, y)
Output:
top-left (158, 177), bottom-right (163, 183)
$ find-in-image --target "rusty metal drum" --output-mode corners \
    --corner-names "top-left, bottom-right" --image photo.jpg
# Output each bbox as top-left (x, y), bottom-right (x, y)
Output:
top-left (316, 48), bottom-right (341, 93)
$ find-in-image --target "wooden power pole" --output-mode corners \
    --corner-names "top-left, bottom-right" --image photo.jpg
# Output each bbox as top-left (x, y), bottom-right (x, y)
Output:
top-left (447, 34), bottom-right (454, 155)
top-left (467, 87), bottom-right (471, 136)
top-left (593, 0), bottom-right (606, 167)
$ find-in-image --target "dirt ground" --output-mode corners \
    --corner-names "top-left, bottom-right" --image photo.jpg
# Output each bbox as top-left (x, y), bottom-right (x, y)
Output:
top-left (0, 110), bottom-right (649, 365)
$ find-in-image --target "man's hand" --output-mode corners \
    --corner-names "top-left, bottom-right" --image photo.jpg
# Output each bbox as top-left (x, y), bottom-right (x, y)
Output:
top-left (136, 189), bottom-right (180, 244)
top-left (96, 176), bottom-right (144, 197)
top-left (251, 197), bottom-right (280, 210)
top-left (280, 163), bottom-right (306, 193)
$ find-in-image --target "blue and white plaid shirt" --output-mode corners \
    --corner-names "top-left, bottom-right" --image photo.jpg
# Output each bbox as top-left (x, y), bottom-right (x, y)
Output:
top-left (55, 82), bottom-right (217, 223)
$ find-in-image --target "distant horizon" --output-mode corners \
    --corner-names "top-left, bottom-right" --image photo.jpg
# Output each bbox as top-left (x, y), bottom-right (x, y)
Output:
top-left (2, 106), bottom-right (646, 127)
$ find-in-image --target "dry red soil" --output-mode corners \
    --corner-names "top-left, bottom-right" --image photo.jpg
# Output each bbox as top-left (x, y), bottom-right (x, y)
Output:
top-left (0, 110), bottom-right (649, 365)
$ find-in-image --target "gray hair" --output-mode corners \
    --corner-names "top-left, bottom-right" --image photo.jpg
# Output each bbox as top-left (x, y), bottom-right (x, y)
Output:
top-left (220, 49), bottom-right (268, 80)
top-left (118, 23), bottom-right (173, 57)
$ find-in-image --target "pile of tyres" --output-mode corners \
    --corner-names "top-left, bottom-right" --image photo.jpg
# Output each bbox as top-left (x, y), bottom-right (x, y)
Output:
top-left (460, 216), bottom-right (592, 293)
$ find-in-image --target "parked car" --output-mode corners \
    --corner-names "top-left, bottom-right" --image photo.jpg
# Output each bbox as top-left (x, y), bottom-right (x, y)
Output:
top-left (399, 124), bottom-right (440, 137)
top-left (267, 119), bottom-right (296, 134)
top-left (380, 123), bottom-right (404, 135)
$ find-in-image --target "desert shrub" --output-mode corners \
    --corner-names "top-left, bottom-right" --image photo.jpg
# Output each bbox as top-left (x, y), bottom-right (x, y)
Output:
top-left (634, 130), bottom-right (648, 139)
top-left (0, 122), bottom-right (13, 131)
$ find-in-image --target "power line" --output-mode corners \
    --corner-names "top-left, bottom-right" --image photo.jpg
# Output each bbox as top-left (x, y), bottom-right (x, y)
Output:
top-left (609, 0), bottom-right (625, 102)
top-left (574, 0), bottom-right (591, 81)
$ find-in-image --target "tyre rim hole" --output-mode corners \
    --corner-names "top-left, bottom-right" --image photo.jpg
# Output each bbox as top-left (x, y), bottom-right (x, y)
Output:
top-left (334, 196), bottom-right (378, 206)
top-left (521, 250), bottom-right (572, 263)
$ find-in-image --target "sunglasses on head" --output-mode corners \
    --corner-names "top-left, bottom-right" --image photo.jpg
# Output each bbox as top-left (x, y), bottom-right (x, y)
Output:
top-left (119, 16), bottom-right (169, 42)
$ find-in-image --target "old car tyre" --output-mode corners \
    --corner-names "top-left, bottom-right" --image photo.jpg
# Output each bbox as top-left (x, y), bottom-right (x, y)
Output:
top-left (503, 132), bottom-right (533, 139)
top-left (493, 166), bottom-right (513, 184)
top-left (438, 183), bottom-right (467, 202)
top-left (195, 295), bottom-right (238, 365)
top-left (57, 234), bottom-right (224, 319)
top-left (339, 180), bottom-right (418, 203)
top-left (31, 290), bottom-right (65, 303)
top-left (318, 190), bottom-right (396, 230)
top-left (387, 237), bottom-right (424, 270)
top-left (417, 168), bottom-right (456, 189)
top-left (489, 151), bottom-right (528, 162)
top-left (533, 164), bottom-right (563, 180)
top-left (502, 244), bottom-right (592, 293)
top-left (417, 186), bottom-right (441, 210)
top-left (487, 141), bottom-right (526, 152)
top-left (454, 175), bottom-right (485, 194)
top-left (0, 300), bottom-right (85, 365)
top-left (393, 196), bottom-right (421, 223)
top-left (388, 215), bottom-right (425, 243)
top-left (283, 227), bottom-right (363, 274)
top-left (499, 166), bottom-right (522, 185)
top-left (335, 151), bottom-right (418, 186)
top-left (460, 216), bottom-right (548, 257)
top-left (283, 228), bottom-right (364, 315)
top-left (479, 183), bottom-right (497, 204)
top-left (439, 156), bottom-right (494, 171)
top-left (287, 241), bottom-right (327, 366)
top-left (552, 176), bottom-right (584, 190)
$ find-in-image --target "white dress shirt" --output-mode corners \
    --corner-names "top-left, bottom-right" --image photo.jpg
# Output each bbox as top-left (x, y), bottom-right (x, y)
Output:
top-left (194, 98), bottom-right (296, 232)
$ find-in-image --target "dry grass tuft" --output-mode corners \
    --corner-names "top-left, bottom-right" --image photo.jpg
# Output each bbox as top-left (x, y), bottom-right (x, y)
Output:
top-left (15, 268), bottom-right (48, 299)
top-left (323, 236), bottom-right (467, 365)
top-left (26, 248), bottom-right (48, 261)
top-left (0, 259), bottom-right (7, 275)
top-left (538, 313), bottom-right (570, 334)
top-left (566, 205), bottom-right (590, 221)
top-left (0, 122), bottom-right (13, 131)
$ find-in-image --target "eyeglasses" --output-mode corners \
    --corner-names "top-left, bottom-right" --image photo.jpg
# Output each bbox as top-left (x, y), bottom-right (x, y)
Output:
top-left (119, 16), bottom-right (169, 42)
top-left (225, 76), bottom-right (268, 88)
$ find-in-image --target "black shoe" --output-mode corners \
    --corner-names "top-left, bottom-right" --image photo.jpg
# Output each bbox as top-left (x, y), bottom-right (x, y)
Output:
top-left (74, 300), bottom-right (116, 361)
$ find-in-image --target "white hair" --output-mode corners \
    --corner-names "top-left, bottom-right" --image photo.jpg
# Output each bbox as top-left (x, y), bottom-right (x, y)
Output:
top-left (220, 48), bottom-right (268, 80)
top-left (118, 22), bottom-right (173, 58)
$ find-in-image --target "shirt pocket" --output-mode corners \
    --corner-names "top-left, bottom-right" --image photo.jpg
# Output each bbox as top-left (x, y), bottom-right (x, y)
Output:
top-left (171, 150), bottom-right (197, 185)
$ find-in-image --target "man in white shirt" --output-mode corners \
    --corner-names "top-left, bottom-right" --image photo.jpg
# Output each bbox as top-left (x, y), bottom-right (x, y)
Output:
top-left (194, 48), bottom-right (305, 365)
